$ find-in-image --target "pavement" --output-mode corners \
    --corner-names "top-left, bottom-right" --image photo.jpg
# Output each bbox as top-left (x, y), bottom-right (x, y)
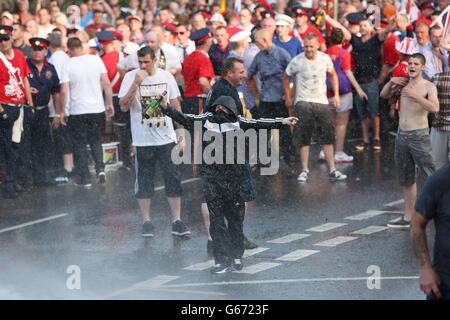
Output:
top-left (0, 135), bottom-right (432, 300)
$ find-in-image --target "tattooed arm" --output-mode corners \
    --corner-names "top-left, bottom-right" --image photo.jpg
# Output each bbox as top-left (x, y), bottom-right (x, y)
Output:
top-left (410, 212), bottom-right (441, 299)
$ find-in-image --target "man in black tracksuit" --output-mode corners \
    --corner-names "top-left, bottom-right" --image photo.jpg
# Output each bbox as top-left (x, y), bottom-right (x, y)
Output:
top-left (162, 95), bottom-right (298, 274)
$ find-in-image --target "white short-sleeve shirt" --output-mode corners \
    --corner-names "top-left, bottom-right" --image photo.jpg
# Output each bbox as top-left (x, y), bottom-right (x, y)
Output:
top-left (118, 68), bottom-right (181, 147)
top-left (285, 51), bottom-right (334, 105)
top-left (60, 54), bottom-right (108, 115)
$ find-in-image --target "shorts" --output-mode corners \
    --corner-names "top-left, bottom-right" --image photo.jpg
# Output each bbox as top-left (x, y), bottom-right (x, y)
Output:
top-left (201, 164), bottom-right (256, 203)
top-left (134, 143), bottom-right (182, 198)
top-left (353, 80), bottom-right (379, 119)
top-left (52, 123), bottom-right (73, 155)
top-left (112, 96), bottom-right (130, 125)
top-left (293, 101), bottom-right (335, 147)
top-left (329, 92), bottom-right (353, 113)
top-left (394, 128), bottom-right (435, 187)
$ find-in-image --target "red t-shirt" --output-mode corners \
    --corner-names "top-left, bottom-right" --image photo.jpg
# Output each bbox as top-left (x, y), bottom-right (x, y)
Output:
top-left (297, 25), bottom-right (325, 45)
top-left (392, 61), bottom-right (408, 78)
top-left (181, 51), bottom-right (214, 98)
top-left (383, 33), bottom-right (401, 66)
top-left (0, 49), bottom-right (30, 105)
top-left (102, 51), bottom-right (123, 94)
top-left (391, 60), bottom-right (409, 111)
top-left (326, 45), bottom-right (351, 71)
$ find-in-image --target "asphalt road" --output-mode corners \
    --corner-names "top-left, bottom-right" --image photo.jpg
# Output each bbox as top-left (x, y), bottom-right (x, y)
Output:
top-left (0, 136), bottom-right (432, 300)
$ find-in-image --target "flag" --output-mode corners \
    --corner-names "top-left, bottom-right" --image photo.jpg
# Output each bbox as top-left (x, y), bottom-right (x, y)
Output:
top-left (220, 0), bottom-right (227, 13)
top-left (431, 5), bottom-right (450, 37)
top-left (234, 0), bottom-right (242, 13)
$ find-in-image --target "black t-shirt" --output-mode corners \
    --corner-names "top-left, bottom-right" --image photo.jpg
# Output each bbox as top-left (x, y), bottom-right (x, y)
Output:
top-left (415, 164), bottom-right (450, 286)
top-left (206, 78), bottom-right (243, 115)
top-left (350, 34), bottom-right (382, 81)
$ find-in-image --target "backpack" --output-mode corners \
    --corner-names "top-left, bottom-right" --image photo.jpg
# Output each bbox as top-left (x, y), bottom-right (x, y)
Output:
top-left (326, 48), bottom-right (352, 95)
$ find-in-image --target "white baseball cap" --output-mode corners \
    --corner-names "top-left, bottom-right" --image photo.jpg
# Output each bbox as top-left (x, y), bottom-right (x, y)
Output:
top-left (275, 14), bottom-right (294, 28)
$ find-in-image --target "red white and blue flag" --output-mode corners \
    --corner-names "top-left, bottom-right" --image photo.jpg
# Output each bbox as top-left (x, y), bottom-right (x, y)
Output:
top-left (431, 5), bottom-right (450, 37)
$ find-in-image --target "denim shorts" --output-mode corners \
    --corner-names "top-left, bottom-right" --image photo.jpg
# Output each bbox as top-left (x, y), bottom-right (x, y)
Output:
top-left (293, 101), bottom-right (335, 147)
top-left (394, 128), bottom-right (435, 187)
top-left (353, 80), bottom-right (379, 119)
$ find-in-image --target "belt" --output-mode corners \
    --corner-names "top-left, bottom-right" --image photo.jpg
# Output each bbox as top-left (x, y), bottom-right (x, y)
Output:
top-left (0, 103), bottom-right (23, 108)
top-left (35, 105), bottom-right (48, 111)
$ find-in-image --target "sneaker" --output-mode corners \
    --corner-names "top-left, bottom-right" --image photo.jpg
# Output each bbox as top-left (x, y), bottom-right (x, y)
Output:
top-left (55, 175), bottom-right (69, 185)
top-left (232, 259), bottom-right (243, 271)
top-left (334, 152), bottom-right (354, 163)
top-left (207, 240), bottom-right (214, 256)
top-left (243, 236), bottom-right (258, 249)
top-left (98, 172), bottom-right (106, 184)
top-left (172, 220), bottom-right (191, 236)
top-left (297, 170), bottom-right (309, 182)
top-left (373, 140), bottom-right (382, 151)
top-left (74, 176), bottom-right (92, 188)
top-left (355, 142), bottom-right (370, 151)
top-left (318, 150), bottom-right (325, 161)
top-left (211, 264), bottom-right (233, 274)
top-left (387, 219), bottom-right (410, 229)
top-left (329, 170), bottom-right (347, 181)
top-left (141, 220), bottom-right (154, 237)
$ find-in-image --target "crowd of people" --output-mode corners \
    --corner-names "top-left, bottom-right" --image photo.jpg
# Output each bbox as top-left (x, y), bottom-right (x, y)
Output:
top-left (0, 0), bottom-right (449, 296)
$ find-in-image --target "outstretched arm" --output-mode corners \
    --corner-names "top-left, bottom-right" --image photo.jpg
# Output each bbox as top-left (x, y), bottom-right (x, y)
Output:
top-left (162, 105), bottom-right (209, 129)
top-left (239, 116), bottom-right (298, 131)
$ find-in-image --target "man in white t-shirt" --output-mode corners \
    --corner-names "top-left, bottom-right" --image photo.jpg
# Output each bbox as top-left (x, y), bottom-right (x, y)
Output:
top-left (118, 46), bottom-right (190, 238)
top-left (284, 33), bottom-right (347, 183)
top-left (60, 37), bottom-right (114, 188)
top-left (47, 32), bottom-right (73, 185)
top-left (117, 30), bottom-right (182, 77)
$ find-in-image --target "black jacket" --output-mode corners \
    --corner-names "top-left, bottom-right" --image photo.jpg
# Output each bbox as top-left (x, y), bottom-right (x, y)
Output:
top-left (164, 106), bottom-right (285, 179)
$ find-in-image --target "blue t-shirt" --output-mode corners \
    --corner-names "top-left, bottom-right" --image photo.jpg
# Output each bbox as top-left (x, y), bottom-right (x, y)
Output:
top-left (415, 164), bottom-right (450, 286)
top-left (273, 37), bottom-right (303, 58)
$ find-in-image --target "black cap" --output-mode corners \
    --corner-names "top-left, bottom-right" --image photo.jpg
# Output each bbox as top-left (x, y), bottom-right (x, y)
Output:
top-left (29, 37), bottom-right (50, 49)
top-left (0, 25), bottom-right (13, 38)
top-left (96, 30), bottom-right (116, 43)
top-left (261, 11), bottom-right (276, 19)
top-left (211, 96), bottom-right (238, 117)
top-left (346, 12), bottom-right (367, 25)
top-left (419, 1), bottom-right (434, 11)
top-left (190, 28), bottom-right (211, 44)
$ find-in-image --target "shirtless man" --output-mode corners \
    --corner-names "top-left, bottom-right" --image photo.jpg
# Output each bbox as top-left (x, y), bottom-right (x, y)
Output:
top-left (380, 53), bottom-right (439, 228)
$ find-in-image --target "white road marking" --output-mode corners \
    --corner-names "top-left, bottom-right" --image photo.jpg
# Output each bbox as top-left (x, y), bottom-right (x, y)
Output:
top-left (275, 249), bottom-right (320, 262)
top-left (306, 223), bottom-right (347, 232)
top-left (236, 262), bottom-right (282, 275)
top-left (184, 260), bottom-right (215, 271)
top-left (385, 199), bottom-right (404, 207)
top-left (155, 177), bottom-right (201, 191)
top-left (183, 248), bottom-right (269, 271)
top-left (0, 214), bottom-right (68, 234)
top-left (267, 234), bottom-right (310, 244)
top-left (243, 247), bottom-right (269, 258)
top-left (103, 275), bottom-right (179, 299)
top-left (345, 210), bottom-right (386, 221)
top-left (160, 276), bottom-right (420, 289)
top-left (314, 236), bottom-right (358, 247)
top-left (350, 226), bottom-right (388, 235)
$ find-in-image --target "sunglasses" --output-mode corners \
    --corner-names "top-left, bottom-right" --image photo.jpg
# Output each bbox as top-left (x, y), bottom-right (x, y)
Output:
top-left (0, 36), bottom-right (11, 42)
top-left (176, 31), bottom-right (186, 35)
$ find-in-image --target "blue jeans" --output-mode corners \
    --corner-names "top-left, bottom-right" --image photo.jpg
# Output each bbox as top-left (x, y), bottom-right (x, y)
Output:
top-left (354, 80), bottom-right (379, 119)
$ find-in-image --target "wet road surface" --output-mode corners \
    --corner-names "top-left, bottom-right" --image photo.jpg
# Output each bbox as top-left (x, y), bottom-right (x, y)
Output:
top-left (0, 136), bottom-right (430, 299)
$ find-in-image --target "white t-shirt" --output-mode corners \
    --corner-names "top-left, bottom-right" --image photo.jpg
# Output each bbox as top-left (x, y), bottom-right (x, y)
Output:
top-left (285, 51), bottom-right (334, 105)
top-left (48, 50), bottom-right (70, 117)
top-left (37, 24), bottom-right (55, 38)
top-left (60, 54), bottom-right (108, 115)
top-left (118, 68), bottom-right (180, 147)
